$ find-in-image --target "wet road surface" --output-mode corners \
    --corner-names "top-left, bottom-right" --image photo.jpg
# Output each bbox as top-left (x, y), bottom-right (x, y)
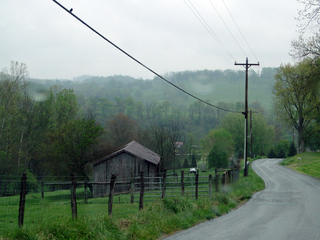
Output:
top-left (164, 159), bottom-right (320, 240)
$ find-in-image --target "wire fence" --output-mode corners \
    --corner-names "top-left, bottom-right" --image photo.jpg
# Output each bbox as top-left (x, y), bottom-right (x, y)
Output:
top-left (0, 169), bottom-right (239, 232)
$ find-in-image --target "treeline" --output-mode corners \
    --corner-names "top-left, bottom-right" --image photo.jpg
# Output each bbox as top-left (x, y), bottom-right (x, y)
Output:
top-left (0, 63), bottom-right (106, 196)
top-left (0, 62), bottom-right (286, 197)
top-left (31, 67), bottom-right (278, 111)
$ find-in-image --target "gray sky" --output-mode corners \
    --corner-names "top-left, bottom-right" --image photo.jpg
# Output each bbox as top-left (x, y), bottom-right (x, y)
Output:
top-left (1, 0), bottom-right (302, 80)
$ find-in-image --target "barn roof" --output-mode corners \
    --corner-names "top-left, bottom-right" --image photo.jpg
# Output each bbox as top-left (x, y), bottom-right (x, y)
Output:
top-left (93, 141), bottom-right (160, 166)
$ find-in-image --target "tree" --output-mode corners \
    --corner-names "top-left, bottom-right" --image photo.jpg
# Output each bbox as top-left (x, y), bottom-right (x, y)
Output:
top-left (273, 59), bottom-right (320, 152)
top-left (52, 87), bottom-right (78, 128)
top-left (288, 142), bottom-right (297, 157)
top-left (220, 113), bottom-right (275, 157)
top-left (290, 1), bottom-right (320, 93)
top-left (149, 119), bottom-right (184, 171)
top-left (220, 113), bottom-right (244, 156)
top-left (191, 154), bottom-right (197, 168)
top-left (291, 34), bottom-right (320, 60)
top-left (275, 139), bottom-right (290, 158)
top-left (207, 146), bottom-right (229, 169)
top-left (201, 128), bottom-right (234, 158)
top-left (49, 119), bottom-right (103, 179)
top-left (291, 1), bottom-right (320, 60)
top-left (0, 61), bottom-right (33, 175)
top-left (106, 113), bottom-right (138, 150)
top-left (296, 0), bottom-right (320, 32)
top-left (305, 124), bottom-right (320, 151)
top-left (182, 159), bottom-right (189, 168)
top-left (251, 114), bottom-right (275, 157)
top-left (267, 148), bottom-right (277, 158)
top-left (277, 148), bottom-right (286, 158)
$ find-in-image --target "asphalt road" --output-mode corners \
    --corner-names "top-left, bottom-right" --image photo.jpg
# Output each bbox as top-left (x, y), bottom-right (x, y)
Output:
top-left (163, 159), bottom-right (320, 240)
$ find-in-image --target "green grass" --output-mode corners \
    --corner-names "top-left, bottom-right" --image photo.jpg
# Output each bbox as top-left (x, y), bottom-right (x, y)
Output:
top-left (0, 168), bottom-right (264, 240)
top-left (280, 152), bottom-right (320, 179)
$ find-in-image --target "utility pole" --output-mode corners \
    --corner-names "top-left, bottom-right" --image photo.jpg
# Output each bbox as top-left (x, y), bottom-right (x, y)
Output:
top-left (235, 58), bottom-right (259, 177)
top-left (250, 110), bottom-right (253, 159)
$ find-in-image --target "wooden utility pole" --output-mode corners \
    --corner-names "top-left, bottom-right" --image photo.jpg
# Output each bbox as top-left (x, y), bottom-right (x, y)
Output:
top-left (235, 58), bottom-right (259, 177)
top-left (250, 110), bottom-right (253, 159)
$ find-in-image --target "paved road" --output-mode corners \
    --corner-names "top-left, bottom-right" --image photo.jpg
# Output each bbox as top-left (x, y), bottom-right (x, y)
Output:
top-left (164, 159), bottom-right (320, 240)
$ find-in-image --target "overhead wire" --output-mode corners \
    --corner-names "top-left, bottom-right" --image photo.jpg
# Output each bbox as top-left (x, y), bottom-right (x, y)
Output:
top-left (206, 0), bottom-right (260, 112)
top-left (209, 0), bottom-right (247, 57)
top-left (52, 0), bottom-right (242, 113)
top-left (183, 0), bottom-right (246, 111)
top-left (221, 0), bottom-right (259, 62)
top-left (183, 0), bottom-right (236, 62)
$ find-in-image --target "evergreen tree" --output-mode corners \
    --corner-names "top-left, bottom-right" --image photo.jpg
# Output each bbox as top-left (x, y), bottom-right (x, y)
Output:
top-left (288, 142), bottom-right (297, 157)
top-left (183, 158), bottom-right (189, 168)
top-left (191, 154), bottom-right (197, 168)
top-left (278, 148), bottom-right (286, 158)
top-left (267, 148), bottom-right (277, 158)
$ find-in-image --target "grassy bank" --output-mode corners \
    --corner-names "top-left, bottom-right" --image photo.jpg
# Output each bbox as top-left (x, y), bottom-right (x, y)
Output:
top-left (1, 168), bottom-right (264, 240)
top-left (280, 152), bottom-right (320, 179)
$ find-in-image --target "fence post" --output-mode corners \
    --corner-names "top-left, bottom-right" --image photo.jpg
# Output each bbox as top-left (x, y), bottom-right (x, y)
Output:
top-left (41, 181), bottom-right (44, 199)
top-left (130, 177), bottom-right (134, 204)
top-left (215, 173), bottom-right (219, 192)
top-left (181, 170), bottom-right (184, 196)
top-left (161, 169), bottom-right (167, 199)
top-left (209, 174), bottom-right (212, 197)
top-left (84, 179), bottom-right (88, 204)
top-left (222, 173), bottom-right (226, 192)
top-left (226, 171), bottom-right (229, 184)
top-left (230, 169), bottom-right (234, 183)
top-left (139, 171), bottom-right (144, 211)
top-left (70, 174), bottom-right (77, 219)
top-left (108, 174), bottom-right (116, 216)
top-left (195, 173), bottom-right (199, 200)
top-left (18, 173), bottom-right (27, 228)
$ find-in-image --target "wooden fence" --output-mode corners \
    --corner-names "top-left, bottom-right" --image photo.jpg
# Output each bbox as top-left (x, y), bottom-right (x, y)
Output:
top-left (16, 168), bottom-right (239, 226)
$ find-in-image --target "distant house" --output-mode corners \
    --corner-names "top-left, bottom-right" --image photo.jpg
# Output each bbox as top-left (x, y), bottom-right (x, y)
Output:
top-left (92, 140), bottom-right (160, 198)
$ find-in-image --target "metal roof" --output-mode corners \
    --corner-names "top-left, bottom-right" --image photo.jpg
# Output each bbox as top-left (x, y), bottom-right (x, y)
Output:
top-left (93, 140), bottom-right (160, 166)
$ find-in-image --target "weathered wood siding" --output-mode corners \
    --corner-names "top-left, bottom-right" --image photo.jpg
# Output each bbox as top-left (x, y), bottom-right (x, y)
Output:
top-left (93, 152), bottom-right (158, 198)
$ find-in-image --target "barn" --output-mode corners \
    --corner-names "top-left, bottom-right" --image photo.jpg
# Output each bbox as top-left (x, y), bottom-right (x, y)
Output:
top-left (92, 140), bottom-right (160, 198)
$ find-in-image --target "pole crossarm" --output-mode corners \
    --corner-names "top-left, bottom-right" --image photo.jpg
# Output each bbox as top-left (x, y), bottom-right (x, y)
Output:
top-left (234, 59), bottom-right (260, 68)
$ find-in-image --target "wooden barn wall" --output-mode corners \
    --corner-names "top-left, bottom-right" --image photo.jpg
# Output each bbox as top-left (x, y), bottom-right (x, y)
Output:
top-left (93, 153), bottom-right (158, 198)
top-left (92, 160), bottom-right (108, 198)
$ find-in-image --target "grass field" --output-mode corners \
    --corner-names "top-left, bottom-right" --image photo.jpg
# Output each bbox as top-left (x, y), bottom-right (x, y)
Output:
top-left (280, 152), bottom-right (320, 179)
top-left (0, 167), bottom-right (265, 240)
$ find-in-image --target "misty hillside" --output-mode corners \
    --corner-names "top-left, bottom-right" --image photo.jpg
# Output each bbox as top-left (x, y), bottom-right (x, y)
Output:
top-left (30, 67), bottom-right (277, 111)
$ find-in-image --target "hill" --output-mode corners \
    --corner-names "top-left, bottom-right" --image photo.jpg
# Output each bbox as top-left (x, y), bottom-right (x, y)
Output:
top-left (30, 67), bottom-right (277, 111)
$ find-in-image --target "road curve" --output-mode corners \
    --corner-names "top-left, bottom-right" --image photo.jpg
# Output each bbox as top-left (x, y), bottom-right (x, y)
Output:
top-left (163, 159), bottom-right (320, 240)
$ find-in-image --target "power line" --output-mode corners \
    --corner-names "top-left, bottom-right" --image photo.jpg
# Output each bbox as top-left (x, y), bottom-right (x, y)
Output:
top-left (52, 0), bottom-right (241, 113)
top-left (221, 0), bottom-right (259, 62)
top-left (209, 0), bottom-right (247, 57)
top-left (183, 0), bottom-right (236, 62)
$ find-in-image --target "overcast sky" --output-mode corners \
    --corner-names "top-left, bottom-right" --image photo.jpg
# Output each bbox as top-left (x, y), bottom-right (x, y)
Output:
top-left (1, 0), bottom-right (302, 80)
